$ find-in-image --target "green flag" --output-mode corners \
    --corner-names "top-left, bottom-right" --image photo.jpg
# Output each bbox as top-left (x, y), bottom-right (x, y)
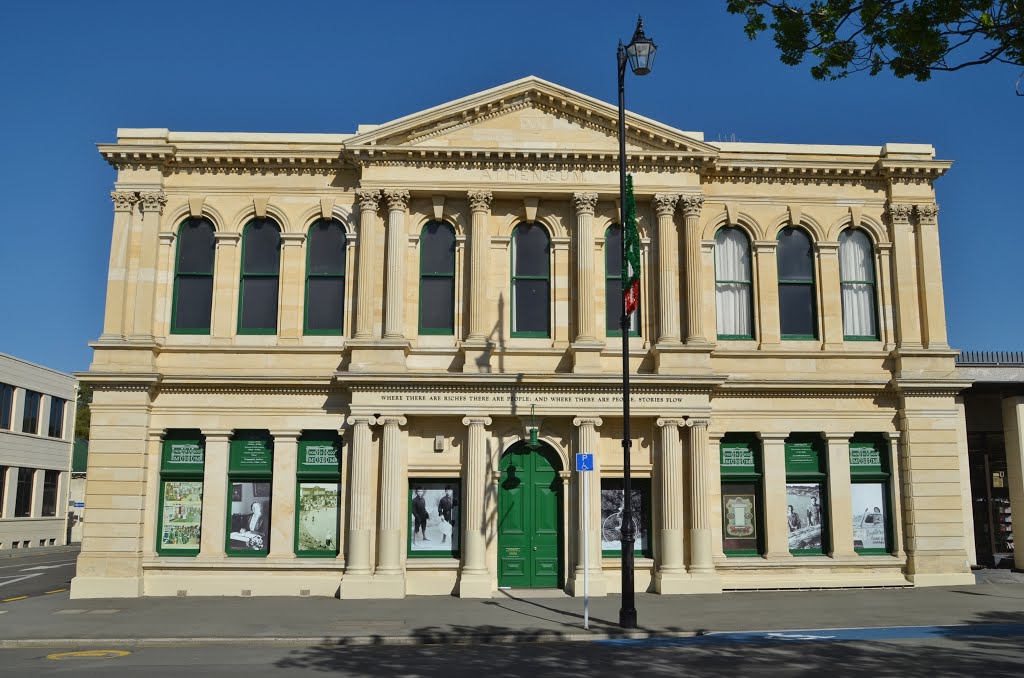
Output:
top-left (622, 174), bottom-right (641, 315)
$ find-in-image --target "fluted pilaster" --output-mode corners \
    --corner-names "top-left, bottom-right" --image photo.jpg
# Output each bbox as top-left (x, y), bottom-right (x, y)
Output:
top-left (914, 204), bottom-right (948, 349)
top-left (101, 191), bottom-right (139, 339)
top-left (688, 418), bottom-right (714, 574)
top-left (354, 189), bottom-right (380, 339)
top-left (383, 190), bottom-right (410, 339)
top-left (654, 194), bottom-right (680, 343)
top-left (888, 202), bottom-right (922, 348)
top-left (377, 416), bottom-right (407, 576)
top-left (680, 195), bottom-right (706, 344)
top-left (345, 415), bottom-right (376, 575)
top-left (573, 193), bottom-right (599, 343)
top-left (466, 190), bottom-right (493, 342)
top-left (569, 416), bottom-right (604, 597)
top-left (460, 416), bottom-right (492, 597)
top-left (655, 418), bottom-right (686, 586)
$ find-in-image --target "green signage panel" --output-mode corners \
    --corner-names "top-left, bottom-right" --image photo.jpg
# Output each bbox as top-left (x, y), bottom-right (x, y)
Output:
top-left (161, 436), bottom-right (205, 474)
top-left (850, 441), bottom-right (886, 475)
top-left (298, 436), bottom-right (340, 475)
top-left (229, 433), bottom-right (273, 474)
top-left (785, 440), bottom-right (825, 475)
top-left (720, 441), bottom-right (758, 476)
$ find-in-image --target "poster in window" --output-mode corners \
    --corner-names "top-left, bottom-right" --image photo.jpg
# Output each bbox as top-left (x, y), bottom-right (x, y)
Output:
top-left (229, 481), bottom-right (271, 551)
top-left (601, 480), bottom-right (650, 553)
top-left (786, 482), bottom-right (823, 550)
top-left (852, 483), bottom-right (887, 550)
top-left (409, 482), bottom-right (459, 554)
top-left (297, 482), bottom-right (340, 553)
top-left (722, 483), bottom-right (757, 552)
top-left (161, 481), bottom-right (203, 550)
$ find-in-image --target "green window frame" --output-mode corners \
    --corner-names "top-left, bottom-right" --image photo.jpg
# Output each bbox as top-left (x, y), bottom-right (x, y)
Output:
top-left (237, 218), bottom-right (281, 335)
top-left (605, 224), bottom-right (640, 337)
top-left (849, 436), bottom-right (894, 555)
top-left (510, 223), bottom-right (551, 338)
top-left (171, 217), bottom-right (216, 335)
top-left (839, 229), bottom-right (880, 341)
top-left (303, 219), bottom-right (347, 336)
top-left (408, 479), bottom-right (461, 559)
top-left (295, 431), bottom-right (342, 558)
top-left (714, 226), bottom-right (755, 340)
top-left (156, 430), bottom-right (205, 557)
top-left (777, 227), bottom-right (818, 340)
top-left (720, 435), bottom-right (764, 557)
top-left (226, 431), bottom-right (274, 557)
top-left (785, 434), bottom-right (829, 556)
top-left (418, 221), bottom-right (457, 335)
top-left (600, 477), bottom-right (653, 558)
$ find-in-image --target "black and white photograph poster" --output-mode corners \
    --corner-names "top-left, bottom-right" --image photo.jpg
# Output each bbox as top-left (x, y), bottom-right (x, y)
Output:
top-left (601, 480), bottom-right (650, 553)
top-left (297, 483), bottom-right (339, 553)
top-left (229, 481), bottom-right (271, 551)
top-left (409, 482), bottom-right (459, 553)
top-left (786, 482), bottom-right (823, 550)
top-left (851, 483), bottom-right (888, 550)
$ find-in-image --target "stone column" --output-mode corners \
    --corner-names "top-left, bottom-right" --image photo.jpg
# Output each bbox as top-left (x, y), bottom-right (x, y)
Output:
top-left (824, 433), bottom-right (856, 558)
top-left (132, 191), bottom-right (167, 339)
top-left (914, 204), bottom-right (948, 349)
top-left (876, 243), bottom-right (897, 350)
top-left (568, 417), bottom-right (605, 597)
top-left (375, 416), bottom-right (407, 598)
top-left (100, 191), bottom-right (138, 340)
top-left (199, 430), bottom-right (232, 558)
top-left (753, 241), bottom-right (781, 347)
top-left (759, 433), bottom-right (791, 558)
top-left (141, 429), bottom-right (164, 559)
top-left (154, 231), bottom-right (176, 339)
top-left (466, 190), bottom-right (493, 342)
top-left (459, 416), bottom-right (492, 598)
top-left (354, 189), bottom-right (380, 340)
top-left (572, 193), bottom-right (599, 343)
top-left (680, 195), bottom-right (706, 344)
top-left (1002, 397), bottom-right (1024, 570)
top-left (816, 242), bottom-right (843, 349)
top-left (341, 415), bottom-right (376, 589)
top-left (278, 234), bottom-right (306, 342)
top-left (654, 418), bottom-right (687, 593)
top-left (688, 419), bottom-right (718, 588)
top-left (383, 190), bottom-right (410, 340)
top-left (888, 203), bottom-right (922, 348)
top-left (885, 432), bottom-right (906, 559)
top-left (653, 194), bottom-right (680, 344)
top-left (211, 233), bottom-right (241, 341)
top-left (268, 431), bottom-right (301, 558)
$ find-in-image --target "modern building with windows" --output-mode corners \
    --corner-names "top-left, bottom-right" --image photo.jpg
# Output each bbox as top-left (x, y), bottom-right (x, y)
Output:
top-left (0, 353), bottom-right (76, 550)
top-left (72, 76), bottom-right (975, 599)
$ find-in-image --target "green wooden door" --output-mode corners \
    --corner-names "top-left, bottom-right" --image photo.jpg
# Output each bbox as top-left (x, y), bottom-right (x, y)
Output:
top-left (497, 442), bottom-right (562, 588)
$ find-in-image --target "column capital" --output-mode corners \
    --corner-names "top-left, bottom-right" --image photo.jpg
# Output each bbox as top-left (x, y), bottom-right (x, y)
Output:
top-left (656, 418), bottom-right (685, 429)
top-left (378, 415), bottom-right (408, 427)
top-left (214, 232), bottom-right (241, 246)
top-left (279, 233), bottom-right (306, 247)
top-left (652, 193), bottom-right (679, 217)
top-left (915, 203), bottom-right (939, 225)
top-left (467, 190), bottom-right (493, 213)
top-left (686, 418), bottom-right (710, 429)
top-left (110, 190), bottom-right (138, 213)
top-left (270, 430), bottom-right (303, 440)
top-left (355, 188), bottom-right (381, 213)
top-left (823, 432), bottom-right (854, 442)
top-left (572, 192), bottom-right (599, 216)
top-left (884, 431), bottom-right (902, 443)
top-left (346, 415), bottom-right (378, 427)
top-left (158, 231), bottom-right (177, 245)
top-left (679, 194), bottom-right (705, 217)
top-left (203, 429), bottom-right (234, 441)
top-left (138, 190), bottom-right (168, 215)
top-left (887, 202), bottom-right (913, 225)
top-left (382, 189), bottom-right (410, 212)
top-left (756, 431), bottom-right (789, 443)
top-left (461, 416), bottom-right (493, 427)
top-left (558, 470), bottom-right (572, 481)
top-left (572, 416), bottom-right (603, 428)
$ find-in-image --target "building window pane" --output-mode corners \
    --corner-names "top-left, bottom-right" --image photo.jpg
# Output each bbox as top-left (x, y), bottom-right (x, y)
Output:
top-left (513, 278), bottom-right (550, 335)
top-left (48, 398), bottom-right (65, 438)
top-left (779, 284), bottom-right (817, 337)
top-left (419, 222), bottom-right (456, 334)
top-left (173, 276), bottom-right (215, 331)
top-left (511, 223), bottom-right (550, 337)
top-left (777, 227), bottom-right (817, 339)
top-left (605, 225), bottom-right (639, 335)
top-left (238, 219), bottom-right (281, 333)
top-left (15, 468), bottom-right (33, 517)
top-left (172, 218), bottom-right (216, 334)
top-left (307, 220), bottom-right (346, 275)
top-left (0, 384), bottom-right (13, 430)
top-left (839, 229), bottom-right (878, 339)
top-left (305, 220), bottom-right (347, 335)
top-left (240, 277), bottom-right (279, 331)
top-left (22, 391), bottom-right (40, 435)
top-left (715, 227), bottom-right (754, 339)
top-left (305, 277), bottom-right (345, 332)
top-left (42, 470), bottom-right (59, 517)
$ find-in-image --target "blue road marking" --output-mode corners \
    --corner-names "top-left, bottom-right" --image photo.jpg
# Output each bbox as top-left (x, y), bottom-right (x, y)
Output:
top-left (595, 623), bottom-right (1024, 647)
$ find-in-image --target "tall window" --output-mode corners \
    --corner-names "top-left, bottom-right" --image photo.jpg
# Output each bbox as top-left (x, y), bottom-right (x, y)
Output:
top-left (304, 219), bottom-right (347, 335)
top-left (605, 225), bottom-right (639, 336)
top-left (419, 221), bottom-right (456, 335)
top-left (777, 227), bottom-right (817, 339)
top-left (15, 468), bottom-right (33, 517)
top-left (48, 397), bottom-right (66, 439)
top-left (511, 223), bottom-right (550, 337)
top-left (22, 390), bottom-right (41, 435)
top-left (238, 218), bottom-right (281, 334)
top-left (839, 229), bottom-right (878, 340)
top-left (42, 470), bottom-right (59, 517)
top-left (715, 227), bottom-right (754, 339)
top-left (171, 218), bottom-right (216, 334)
top-left (0, 383), bottom-right (13, 430)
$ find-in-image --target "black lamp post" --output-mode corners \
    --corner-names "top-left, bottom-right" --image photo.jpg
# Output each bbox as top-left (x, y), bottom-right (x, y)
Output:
top-left (617, 15), bottom-right (656, 631)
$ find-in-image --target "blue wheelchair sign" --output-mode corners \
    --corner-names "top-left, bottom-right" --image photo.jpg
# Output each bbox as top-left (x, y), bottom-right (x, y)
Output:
top-left (576, 453), bottom-right (594, 472)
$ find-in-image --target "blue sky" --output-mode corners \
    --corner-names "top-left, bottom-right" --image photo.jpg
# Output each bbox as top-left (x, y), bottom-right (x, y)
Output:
top-left (1, 0), bottom-right (1021, 374)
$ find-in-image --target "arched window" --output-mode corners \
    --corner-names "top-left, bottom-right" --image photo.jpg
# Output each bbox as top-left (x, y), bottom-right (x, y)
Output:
top-left (238, 218), bottom-right (281, 334)
top-left (419, 221), bottom-right (456, 335)
top-left (777, 227), bottom-right (817, 339)
top-left (714, 226), bottom-right (754, 339)
top-left (839, 229), bottom-right (878, 340)
top-left (511, 223), bottom-right (550, 337)
top-left (604, 224), bottom-right (639, 336)
top-left (304, 219), bottom-right (347, 335)
top-left (171, 217), bottom-right (216, 334)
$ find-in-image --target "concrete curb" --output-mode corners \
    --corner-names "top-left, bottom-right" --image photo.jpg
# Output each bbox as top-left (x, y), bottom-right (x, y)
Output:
top-left (0, 545), bottom-right (80, 561)
top-left (0, 630), bottom-right (701, 649)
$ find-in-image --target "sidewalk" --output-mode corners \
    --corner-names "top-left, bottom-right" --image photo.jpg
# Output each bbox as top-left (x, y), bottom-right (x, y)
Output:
top-left (2, 576), bottom-right (1023, 648)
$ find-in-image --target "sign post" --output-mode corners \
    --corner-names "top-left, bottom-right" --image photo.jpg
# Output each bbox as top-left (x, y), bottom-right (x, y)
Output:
top-left (575, 452), bottom-right (594, 630)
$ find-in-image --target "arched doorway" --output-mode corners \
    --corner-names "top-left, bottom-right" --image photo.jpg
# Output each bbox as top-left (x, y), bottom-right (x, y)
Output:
top-left (497, 440), bottom-right (563, 588)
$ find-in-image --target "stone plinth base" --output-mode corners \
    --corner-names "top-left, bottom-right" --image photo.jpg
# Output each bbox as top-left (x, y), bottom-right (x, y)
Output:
top-left (653, 343), bottom-right (712, 374)
top-left (348, 340), bottom-right (409, 373)
top-left (457, 572), bottom-right (493, 598)
top-left (570, 342), bottom-right (604, 373)
top-left (908, 572), bottom-right (976, 587)
top-left (338, 573), bottom-right (407, 599)
top-left (653, 570), bottom-right (689, 594)
top-left (462, 342), bottom-right (493, 373)
top-left (566, 569), bottom-right (608, 597)
top-left (70, 575), bottom-right (143, 599)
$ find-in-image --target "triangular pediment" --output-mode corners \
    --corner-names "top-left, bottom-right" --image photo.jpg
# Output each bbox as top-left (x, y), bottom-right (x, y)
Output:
top-left (345, 76), bottom-right (718, 158)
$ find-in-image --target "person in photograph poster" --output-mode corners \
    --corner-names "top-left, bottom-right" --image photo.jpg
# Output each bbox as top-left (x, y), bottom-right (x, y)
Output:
top-left (600, 483), bottom-right (649, 553)
top-left (161, 481), bottom-right (203, 550)
top-left (298, 483), bottom-right (339, 552)
top-left (851, 483), bottom-right (887, 550)
top-left (785, 483), bottom-right (822, 550)
top-left (229, 482), bottom-right (271, 551)
top-left (410, 483), bottom-right (459, 552)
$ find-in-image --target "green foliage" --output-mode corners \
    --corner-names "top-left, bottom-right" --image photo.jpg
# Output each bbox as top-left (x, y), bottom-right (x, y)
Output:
top-left (74, 383), bottom-right (92, 440)
top-left (725, 1), bottom-right (1023, 81)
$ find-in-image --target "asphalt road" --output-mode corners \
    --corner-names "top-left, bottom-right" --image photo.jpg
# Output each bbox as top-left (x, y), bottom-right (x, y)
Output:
top-left (0, 549), bottom-right (78, 603)
top-left (3, 625), bottom-right (1024, 677)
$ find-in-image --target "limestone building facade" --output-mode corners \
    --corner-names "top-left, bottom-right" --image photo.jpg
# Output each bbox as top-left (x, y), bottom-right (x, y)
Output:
top-left (71, 77), bottom-right (975, 599)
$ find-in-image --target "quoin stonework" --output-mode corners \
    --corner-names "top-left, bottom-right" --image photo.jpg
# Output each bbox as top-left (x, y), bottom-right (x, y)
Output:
top-left (71, 76), bottom-right (975, 599)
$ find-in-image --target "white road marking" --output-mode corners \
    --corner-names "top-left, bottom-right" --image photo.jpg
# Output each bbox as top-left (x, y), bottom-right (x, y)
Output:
top-left (21, 564), bottom-right (74, 571)
top-left (0, 559), bottom-right (77, 571)
top-left (0, 573), bottom-right (44, 589)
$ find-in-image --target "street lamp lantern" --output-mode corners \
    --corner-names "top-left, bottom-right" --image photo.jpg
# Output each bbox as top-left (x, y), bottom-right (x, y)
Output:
top-left (625, 18), bottom-right (657, 76)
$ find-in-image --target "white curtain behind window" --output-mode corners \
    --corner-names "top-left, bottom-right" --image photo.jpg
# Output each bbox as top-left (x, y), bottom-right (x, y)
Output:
top-left (715, 228), bottom-right (753, 337)
top-left (839, 229), bottom-right (877, 338)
